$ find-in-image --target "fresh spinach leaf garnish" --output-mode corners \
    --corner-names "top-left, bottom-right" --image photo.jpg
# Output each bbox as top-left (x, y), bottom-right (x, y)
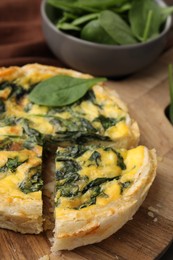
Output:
top-left (29, 75), bottom-right (106, 107)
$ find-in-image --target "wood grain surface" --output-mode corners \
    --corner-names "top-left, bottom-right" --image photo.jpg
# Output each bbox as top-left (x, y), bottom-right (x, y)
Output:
top-left (0, 47), bottom-right (173, 260)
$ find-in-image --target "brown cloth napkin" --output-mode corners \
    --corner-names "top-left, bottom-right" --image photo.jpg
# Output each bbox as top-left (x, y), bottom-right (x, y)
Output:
top-left (0, 0), bottom-right (64, 67)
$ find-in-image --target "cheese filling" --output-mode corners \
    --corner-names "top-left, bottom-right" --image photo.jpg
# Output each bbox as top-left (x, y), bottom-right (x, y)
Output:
top-left (55, 145), bottom-right (144, 212)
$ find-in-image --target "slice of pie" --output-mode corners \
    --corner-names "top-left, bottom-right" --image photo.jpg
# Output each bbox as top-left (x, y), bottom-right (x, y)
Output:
top-left (52, 144), bottom-right (156, 252)
top-left (0, 137), bottom-right (43, 234)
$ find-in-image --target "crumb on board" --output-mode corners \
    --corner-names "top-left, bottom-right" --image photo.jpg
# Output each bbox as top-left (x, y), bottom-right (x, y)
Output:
top-left (153, 217), bottom-right (158, 222)
top-left (148, 211), bottom-right (155, 218)
top-left (148, 206), bottom-right (159, 213)
top-left (39, 255), bottom-right (50, 260)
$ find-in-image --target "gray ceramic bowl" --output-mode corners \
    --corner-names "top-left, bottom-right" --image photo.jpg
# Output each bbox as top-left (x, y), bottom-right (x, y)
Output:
top-left (41, 0), bottom-right (172, 77)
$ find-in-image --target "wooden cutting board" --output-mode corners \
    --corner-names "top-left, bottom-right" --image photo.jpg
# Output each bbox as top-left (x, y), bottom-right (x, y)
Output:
top-left (1, 47), bottom-right (173, 260)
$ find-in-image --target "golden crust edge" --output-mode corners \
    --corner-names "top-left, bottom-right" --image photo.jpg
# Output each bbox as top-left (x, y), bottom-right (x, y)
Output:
top-left (0, 195), bottom-right (43, 234)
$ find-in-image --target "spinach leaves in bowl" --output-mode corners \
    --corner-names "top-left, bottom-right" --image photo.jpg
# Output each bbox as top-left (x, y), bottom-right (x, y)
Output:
top-left (47, 0), bottom-right (173, 45)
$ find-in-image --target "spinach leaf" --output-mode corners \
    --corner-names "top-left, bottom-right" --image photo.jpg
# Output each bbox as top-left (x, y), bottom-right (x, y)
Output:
top-left (82, 176), bottom-right (119, 194)
top-left (94, 115), bottom-right (124, 130)
top-left (75, 0), bottom-right (128, 9)
top-left (14, 87), bottom-right (28, 102)
top-left (50, 131), bottom-right (111, 144)
top-left (0, 157), bottom-right (27, 173)
top-left (57, 23), bottom-right (80, 31)
top-left (56, 145), bottom-right (88, 158)
top-left (0, 99), bottom-right (5, 113)
top-left (48, 0), bottom-right (98, 13)
top-left (56, 171), bottom-right (80, 186)
top-left (120, 181), bottom-right (131, 193)
top-left (19, 169), bottom-right (43, 194)
top-left (57, 11), bottom-right (77, 25)
top-left (22, 119), bottom-right (43, 146)
top-left (81, 19), bottom-right (117, 44)
top-left (104, 147), bottom-right (126, 170)
top-left (0, 81), bottom-right (18, 99)
top-left (77, 196), bottom-right (96, 209)
top-left (89, 151), bottom-right (101, 166)
top-left (48, 0), bottom-right (127, 13)
top-left (99, 10), bottom-right (137, 45)
top-left (161, 6), bottom-right (173, 23)
top-left (115, 151), bottom-right (126, 170)
top-left (56, 160), bottom-right (81, 176)
top-left (112, 3), bottom-right (132, 13)
top-left (29, 75), bottom-right (106, 107)
top-left (168, 64), bottom-right (173, 124)
top-left (72, 13), bottom-right (99, 26)
top-left (129, 0), bottom-right (162, 42)
top-left (50, 116), bottom-right (97, 133)
top-left (77, 186), bottom-right (101, 209)
top-left (0, 138), bottom-right (13, 150)
top-left (59, 183), bottom-right (79, 197)
top-left (0, 82), bottom-right (11, 91)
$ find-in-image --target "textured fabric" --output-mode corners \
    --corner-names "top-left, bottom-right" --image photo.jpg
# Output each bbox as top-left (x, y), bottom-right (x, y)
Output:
top-left (0, 0), bottom-right (64, 67)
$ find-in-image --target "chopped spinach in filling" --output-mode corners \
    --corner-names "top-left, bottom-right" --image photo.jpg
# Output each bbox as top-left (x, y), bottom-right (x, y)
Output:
top-left (55, 145), bottom-right (131, 209)
top-left (94, 115), bottom-right (125, 130)
top-left (50, 116), bottom-right (97, 133)
top-left (0, 99), bottom-right (5, 113)
top-left (19, 166), bottom-right (43, 194)
top-left (0, 138), bottom-right (13, 150)
top-left (0, 156), bottom-right (27, 173)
